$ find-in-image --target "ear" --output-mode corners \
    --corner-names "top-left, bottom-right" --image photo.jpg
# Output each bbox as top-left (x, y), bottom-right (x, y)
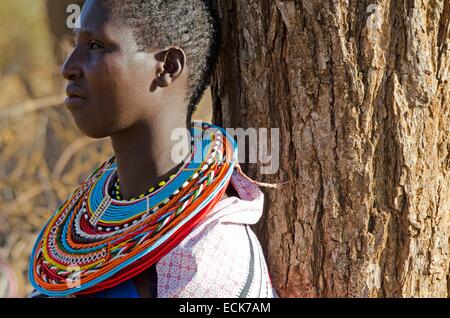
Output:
top-left (155, 47), bottom-right (186, 88)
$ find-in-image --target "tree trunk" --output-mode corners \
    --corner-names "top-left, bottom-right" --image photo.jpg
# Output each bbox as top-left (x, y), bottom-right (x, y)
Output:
top-left (211, 0), bottom-right (449, 297)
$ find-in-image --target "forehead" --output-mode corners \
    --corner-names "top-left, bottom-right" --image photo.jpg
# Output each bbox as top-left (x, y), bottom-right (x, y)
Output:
top-left (79, 0), bottom-right (111, 29)
top-left (75, 0), bottom-right (126, 38)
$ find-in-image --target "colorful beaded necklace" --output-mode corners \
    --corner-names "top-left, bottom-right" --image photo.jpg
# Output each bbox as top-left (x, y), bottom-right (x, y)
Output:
top-left (110, 169), bottom-right (178, 201)
top-left (29, 122), bottom-right (237, 296)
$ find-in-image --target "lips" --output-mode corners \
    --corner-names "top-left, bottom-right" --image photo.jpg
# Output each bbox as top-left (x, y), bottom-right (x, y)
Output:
top-left (65, 83), bottom-right (87, 108)
top-left (66, 83), bottom-right (87, 98)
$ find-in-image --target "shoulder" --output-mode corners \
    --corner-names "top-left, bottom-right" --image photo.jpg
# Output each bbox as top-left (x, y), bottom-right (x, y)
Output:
top-left (156, 222), bottom-right (274, 298)
top-left (155, 169), bottom-right (275, 297)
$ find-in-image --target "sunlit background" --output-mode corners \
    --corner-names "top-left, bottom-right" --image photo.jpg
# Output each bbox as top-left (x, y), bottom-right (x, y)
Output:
top-left (0, 0), bottom-right (212, 297)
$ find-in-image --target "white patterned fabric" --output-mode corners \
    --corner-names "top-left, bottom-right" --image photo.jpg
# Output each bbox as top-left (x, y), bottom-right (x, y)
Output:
top-left (156, 169), bottom-right (278, 298)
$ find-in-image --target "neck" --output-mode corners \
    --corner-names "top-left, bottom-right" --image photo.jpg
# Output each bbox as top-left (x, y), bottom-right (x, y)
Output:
top-left (110, 113), bottom-right (190, 200)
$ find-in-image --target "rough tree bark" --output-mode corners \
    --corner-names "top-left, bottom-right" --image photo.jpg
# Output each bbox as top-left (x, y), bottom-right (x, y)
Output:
top-left (211, 0), bottom-right (449, 297)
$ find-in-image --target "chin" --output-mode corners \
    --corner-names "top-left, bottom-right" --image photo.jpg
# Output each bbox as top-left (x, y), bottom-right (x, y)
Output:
top-left (76, 123), bottom-right (111, 139)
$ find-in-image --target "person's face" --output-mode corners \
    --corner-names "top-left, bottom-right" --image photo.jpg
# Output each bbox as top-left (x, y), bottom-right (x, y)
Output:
top-left (61, 0), bottom-right (180, 138)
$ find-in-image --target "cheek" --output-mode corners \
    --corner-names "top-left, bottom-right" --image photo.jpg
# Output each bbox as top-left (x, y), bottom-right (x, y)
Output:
top-left (85, 56), bottom-right (121, 103)
top-left (92, 55), bottom-right (149, 108)
top-left (117, 59), bottom-right (154, 107)
top-left (73, 53), bottom-right (153, 138)
top-left (85, 56), bottom-right (135, 123)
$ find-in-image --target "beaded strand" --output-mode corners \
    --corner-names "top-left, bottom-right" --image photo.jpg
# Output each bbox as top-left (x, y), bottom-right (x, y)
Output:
top-left (29, 122), bottom-right (238, 297)
top-left (110, 174), bottom-right (177, 201)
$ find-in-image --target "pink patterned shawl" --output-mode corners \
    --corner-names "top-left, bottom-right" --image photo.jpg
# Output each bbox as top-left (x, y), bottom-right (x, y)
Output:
top-left (156, 169), bottom-right (278, 298)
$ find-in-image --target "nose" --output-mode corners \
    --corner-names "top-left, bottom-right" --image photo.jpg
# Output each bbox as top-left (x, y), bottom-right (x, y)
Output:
top-left (61, 50), bottom-right (82, 81)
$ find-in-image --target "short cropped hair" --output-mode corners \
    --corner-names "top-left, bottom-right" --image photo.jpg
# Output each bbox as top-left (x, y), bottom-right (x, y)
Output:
top-left (107, 0), bottom-right (221, 120)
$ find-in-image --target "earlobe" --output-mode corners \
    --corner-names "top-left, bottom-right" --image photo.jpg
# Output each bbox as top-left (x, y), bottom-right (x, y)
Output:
top-left (157, 72), bottom-right (172, 87)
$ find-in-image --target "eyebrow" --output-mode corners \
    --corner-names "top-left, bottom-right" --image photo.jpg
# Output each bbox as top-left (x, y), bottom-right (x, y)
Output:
top-left (73, 28), bottom-right (111, 41)
top-left (73, 28), bottom-right (114, 44)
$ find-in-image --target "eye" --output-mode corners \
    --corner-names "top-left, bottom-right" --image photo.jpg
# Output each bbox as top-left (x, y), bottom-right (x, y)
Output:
top-left (89, 40), bottom-right (104, 50)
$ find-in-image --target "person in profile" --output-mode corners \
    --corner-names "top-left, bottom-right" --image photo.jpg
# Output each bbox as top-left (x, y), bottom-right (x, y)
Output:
top-left (28, 0), bottom-right (277, 298)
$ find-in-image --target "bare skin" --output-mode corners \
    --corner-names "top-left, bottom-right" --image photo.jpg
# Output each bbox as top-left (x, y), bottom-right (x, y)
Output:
top-left (62, 0), bottom-right (189, 200)
top-left (61, 0), bottom-right (230, 297)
